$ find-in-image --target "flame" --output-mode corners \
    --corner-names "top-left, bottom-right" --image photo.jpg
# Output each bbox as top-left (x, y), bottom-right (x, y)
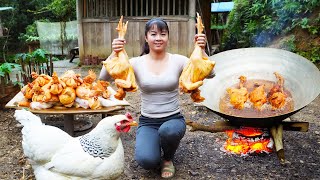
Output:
top-left (224, 127), bottom-right (273, 155)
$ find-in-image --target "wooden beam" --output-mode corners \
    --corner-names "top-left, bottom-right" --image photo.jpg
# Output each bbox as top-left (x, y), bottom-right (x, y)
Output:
top-left (186, 120), bottom-right (309, 133)
top-left (186, 120), bottom-right (239, 132)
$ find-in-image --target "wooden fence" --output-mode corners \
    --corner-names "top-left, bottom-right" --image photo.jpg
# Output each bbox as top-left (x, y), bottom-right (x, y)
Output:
top-left (77, 0), bottom-right (196, 64)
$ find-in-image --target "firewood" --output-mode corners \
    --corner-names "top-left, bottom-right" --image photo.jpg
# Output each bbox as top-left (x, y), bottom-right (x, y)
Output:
top-left (186, 120), bottom-right (309, 133)
top-left (186, 120), bottom-right (238, 132)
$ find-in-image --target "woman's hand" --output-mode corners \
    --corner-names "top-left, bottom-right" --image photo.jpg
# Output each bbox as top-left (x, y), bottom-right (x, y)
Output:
top-left (195, 34), bottom-right (206, 49)
top-left (112, 38), bottom-right (126, 53)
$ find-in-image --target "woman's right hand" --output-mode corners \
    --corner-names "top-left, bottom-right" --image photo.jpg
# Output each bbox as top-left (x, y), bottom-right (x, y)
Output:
top-left (112, 38), bottom-right (126, 53)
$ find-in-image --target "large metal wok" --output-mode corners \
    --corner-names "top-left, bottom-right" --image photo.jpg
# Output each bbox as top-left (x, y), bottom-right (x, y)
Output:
top-left (200, 48), bottom-right (320, 126)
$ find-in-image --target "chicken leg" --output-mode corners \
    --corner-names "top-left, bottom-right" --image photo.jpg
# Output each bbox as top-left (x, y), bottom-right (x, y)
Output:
top-left (179, 13), bottom-right (215, 102)
top-left (103, 16), bottom-right (138, 100)
top-left (268, 72), bottom-right (287, 110)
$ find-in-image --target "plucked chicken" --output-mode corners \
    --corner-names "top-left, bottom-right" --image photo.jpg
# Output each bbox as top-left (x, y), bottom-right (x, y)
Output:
top-left (49, 72), bottom-right (66, 95)
top-left (31, 72), bottom-right (52, 87)
top-left (226, 76), bottom-right (249, 110)
top-left (76, 70), bottom-right (101, 99)
top-left (94, 80), bottom-right (111, 99)
top-left (267, 72), bottom-right (287, 110)
top-left (249, 84), bottom-right (267, 110)
top-left (14, 109), bottom-right (137, 180)
top-left (103, 16), bottom-right (138, 100)
top-left (60, 70), bottom-right (83, 88)
top-left (179, 13), bottom-right (215, 102)
top-left (88, 96), bottom-right (101, 109)
top-left (31, 82), bottom-right (52, 102)
top-left (21, 83), bottom-right (35, 100)
top-left (58, 87), bottom-right (76, 107)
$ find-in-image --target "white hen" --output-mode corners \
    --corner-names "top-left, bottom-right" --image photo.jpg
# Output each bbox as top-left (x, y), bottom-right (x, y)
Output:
top-left (14, 109), bottom-right (137, 180)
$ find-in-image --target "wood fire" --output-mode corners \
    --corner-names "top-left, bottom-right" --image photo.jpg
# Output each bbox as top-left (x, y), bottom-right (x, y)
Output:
top-left (223, 127), bottom-right (273, 155)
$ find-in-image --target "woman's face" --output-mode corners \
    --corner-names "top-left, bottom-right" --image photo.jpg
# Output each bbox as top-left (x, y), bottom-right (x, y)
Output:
top-left (145, 25), bottom-right (169, 53)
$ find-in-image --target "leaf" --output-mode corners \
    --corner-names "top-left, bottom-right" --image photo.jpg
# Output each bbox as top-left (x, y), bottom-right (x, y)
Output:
top-left (31, 49), bottom-right (48, 63)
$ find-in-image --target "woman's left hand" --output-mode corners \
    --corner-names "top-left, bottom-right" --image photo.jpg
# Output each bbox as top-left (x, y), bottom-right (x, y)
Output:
top-left (195, 34), bottom-right (206, 49)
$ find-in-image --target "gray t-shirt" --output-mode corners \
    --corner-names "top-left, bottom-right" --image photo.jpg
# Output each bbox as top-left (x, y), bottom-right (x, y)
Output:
top-left (99, 53), bottom-right (214, 118)
top-left (130, 53), bottom-right (187, 118)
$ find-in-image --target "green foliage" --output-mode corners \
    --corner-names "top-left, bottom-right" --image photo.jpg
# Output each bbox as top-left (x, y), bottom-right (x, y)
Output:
top-left (47, 0), bottom-right (76, 21)
top-left (297, 47), bottom-right (320, 63)
top-left (0, 63), bottom-right (21, 77)
top-left (280, 35), bottom-right (296, 52)
top-left (31, 49), bottom-right (48, 63)
top-left (222, 0), bottom-right (320, 50)
top-left (1, 0), bottom-right (76, 53)
top-left (14, 48), bottom-right (48, 64)
top-left (18, 22), bottom-right (39, 43)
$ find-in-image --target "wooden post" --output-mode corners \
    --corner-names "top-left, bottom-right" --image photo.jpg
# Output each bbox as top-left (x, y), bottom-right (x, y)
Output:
top-left (270, 124), bottom-right (285, 164)
top-left (198, 0), bottom-right (212, 55)
top-left (64, 114), bottom-right (75, 137)
top-left (188, 0), bottom-right (196, 56)
top-left (77, 0), bottom-right (85, 64)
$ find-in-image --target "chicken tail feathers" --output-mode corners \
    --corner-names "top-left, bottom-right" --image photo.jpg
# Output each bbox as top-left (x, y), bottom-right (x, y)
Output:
top-left (14, 109), bottom-right (42, 127)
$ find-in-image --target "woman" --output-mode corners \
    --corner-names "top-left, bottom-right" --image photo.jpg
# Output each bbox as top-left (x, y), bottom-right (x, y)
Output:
top-left (99, 18), bottom-right (212, 179)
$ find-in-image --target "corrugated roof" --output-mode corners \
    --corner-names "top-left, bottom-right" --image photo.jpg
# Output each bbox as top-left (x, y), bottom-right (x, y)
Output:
top-left (211, 2), bottom-right (234, 13)
top-left (0, 7), bottom-right (14, 11)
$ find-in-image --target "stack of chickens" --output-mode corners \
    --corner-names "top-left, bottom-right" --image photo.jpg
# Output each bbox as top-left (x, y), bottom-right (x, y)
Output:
top-left (14, 109), bottom-right (137, 180)
top-left (19, 70), bottom-right (117, 110)
top-left (179, 13), bottom-right (215, 102)
top-left (103, 16), bottom-right (138, 100)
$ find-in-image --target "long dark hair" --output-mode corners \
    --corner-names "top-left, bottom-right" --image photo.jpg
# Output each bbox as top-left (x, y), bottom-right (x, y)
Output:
top-left (140, 18), bottom-right (169, 56)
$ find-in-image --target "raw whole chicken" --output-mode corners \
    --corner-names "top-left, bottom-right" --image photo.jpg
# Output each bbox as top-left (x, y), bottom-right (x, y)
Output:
top-left (58, 87), bottom-right (76, 107)
top-left (31, 72), bottom-right (52, 87)
top-left (31, 82), bottom-right (52, 102)
top-left (179, 13), bottom-right (215, 102)
top-left (226, 76), bottom-right (249, 110)
top-left (249, 84), bottom-right (267, 110)
top-left (76, 70), bottom-right (101, 99)
top-left (267, 72), bottom-right (287, 110)
top-left (93, 80), bottom-right (111, 99)
top-left (14, 109), bottom-right (137, 180)
top-left (21, 83), bottom-right (35, 99)
top-left (103, 16), bottom-right (138, 100)
top-left (60, 70), bottom-right (83, 88)
top-left (88, 96), bottom-right (101, 109)
top-left (49, 72), bottom-right (66, 95)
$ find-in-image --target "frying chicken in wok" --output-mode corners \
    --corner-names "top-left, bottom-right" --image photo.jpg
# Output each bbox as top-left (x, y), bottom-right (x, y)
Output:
top-left (226, 76), bottom-right (248, 110)
top-left (223, 72), bottom-right (292, 116)
top-left (268, 72), bottom-right (287, 110)
top-left (249, 83), bottom-right (267, 111)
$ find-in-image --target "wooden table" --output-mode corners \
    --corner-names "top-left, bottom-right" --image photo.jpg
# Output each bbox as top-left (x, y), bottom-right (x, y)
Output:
top-left (5, 92), bottom-right (126, 136)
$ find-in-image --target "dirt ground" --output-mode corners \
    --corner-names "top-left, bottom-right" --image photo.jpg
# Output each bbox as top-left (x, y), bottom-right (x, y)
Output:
top-left (1, 62), bottom-right (320, 180)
